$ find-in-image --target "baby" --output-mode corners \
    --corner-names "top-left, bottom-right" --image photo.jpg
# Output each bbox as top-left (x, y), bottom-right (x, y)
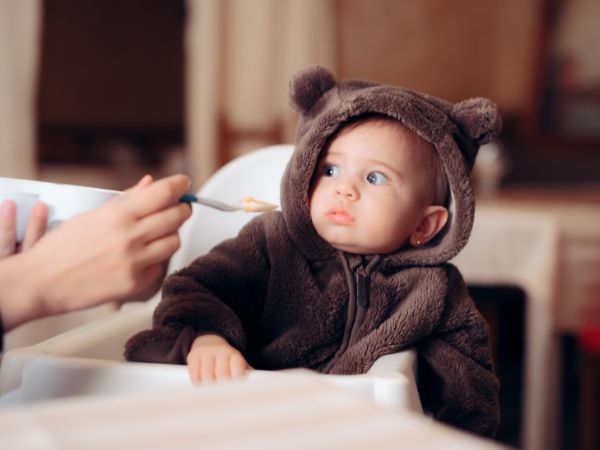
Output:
top-left (126, 66), bottom-right (501, 437)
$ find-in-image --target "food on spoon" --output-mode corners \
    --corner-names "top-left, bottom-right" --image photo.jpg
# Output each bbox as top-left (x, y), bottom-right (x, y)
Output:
top-left (239, 197), bottom-right (279, 212)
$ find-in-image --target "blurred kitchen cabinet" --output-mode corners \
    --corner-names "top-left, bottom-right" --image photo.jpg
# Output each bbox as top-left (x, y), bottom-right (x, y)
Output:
top-left (37, 0), bottom-right (185, 168)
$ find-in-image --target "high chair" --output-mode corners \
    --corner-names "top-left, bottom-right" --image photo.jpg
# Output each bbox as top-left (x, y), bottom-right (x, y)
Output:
top-left (0, 145), bottom-right (422, 414)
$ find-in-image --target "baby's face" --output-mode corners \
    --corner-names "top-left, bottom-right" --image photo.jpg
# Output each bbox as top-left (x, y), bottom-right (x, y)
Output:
top-left (309, 121), bottom-right (433, 254)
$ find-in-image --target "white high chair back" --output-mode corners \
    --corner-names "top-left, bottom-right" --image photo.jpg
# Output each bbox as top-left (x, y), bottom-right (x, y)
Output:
top-left (168, 144), bottom-right (294, 275)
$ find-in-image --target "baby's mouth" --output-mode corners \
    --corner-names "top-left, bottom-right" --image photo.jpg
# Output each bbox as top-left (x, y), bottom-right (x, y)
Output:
top-left (326, 206), bottom-right (355, 224)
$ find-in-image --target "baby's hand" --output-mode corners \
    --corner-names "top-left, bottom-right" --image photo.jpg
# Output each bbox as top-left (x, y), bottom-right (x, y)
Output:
top-left (187, 334), bottom-right (250, 384)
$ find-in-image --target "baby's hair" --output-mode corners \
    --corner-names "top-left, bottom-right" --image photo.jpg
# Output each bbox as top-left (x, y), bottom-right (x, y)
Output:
top-left (334, 114), bottom-right (449, 206)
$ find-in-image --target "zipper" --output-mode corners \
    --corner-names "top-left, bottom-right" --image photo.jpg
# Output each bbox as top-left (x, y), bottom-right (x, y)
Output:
top-left (323, 254), bottom-right (379, 373)
top-left (355, 266), bottom-right (368, 308)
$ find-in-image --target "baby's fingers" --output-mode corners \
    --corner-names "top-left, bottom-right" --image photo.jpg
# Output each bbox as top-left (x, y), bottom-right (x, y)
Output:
top-left (187, 354), bottom-right (215, 384)
top-left (187, 357), bottom-right (203, 384)
top-left (212, 354), bottom-right (248, 380)
top-left (199, 355), bottom-right (217, 383)
top-left (230, 353), bottom-right (250, 379)
top-left (214, 355), bottom-right (233, 380)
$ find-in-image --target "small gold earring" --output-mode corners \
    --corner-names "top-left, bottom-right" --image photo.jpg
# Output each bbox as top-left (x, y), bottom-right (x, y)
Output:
top-left (416, 239), bottom-right (421, 246)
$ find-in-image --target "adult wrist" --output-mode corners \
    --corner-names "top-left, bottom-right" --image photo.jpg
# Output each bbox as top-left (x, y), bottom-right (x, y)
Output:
top-left (0, 252), bottom-right (49, 331)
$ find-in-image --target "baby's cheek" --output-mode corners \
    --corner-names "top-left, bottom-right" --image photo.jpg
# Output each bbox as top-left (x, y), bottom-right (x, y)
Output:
top-left (308, 189), bottom-right (323, 217)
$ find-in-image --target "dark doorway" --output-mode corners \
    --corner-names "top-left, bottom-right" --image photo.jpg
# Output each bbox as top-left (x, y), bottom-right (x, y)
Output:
top-left (469, 284), bottom-right (526, 448)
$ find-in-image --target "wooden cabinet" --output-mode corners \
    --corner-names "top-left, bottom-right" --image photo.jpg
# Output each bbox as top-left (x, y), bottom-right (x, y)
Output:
top-left (37, 0), bottom-right (184, 168)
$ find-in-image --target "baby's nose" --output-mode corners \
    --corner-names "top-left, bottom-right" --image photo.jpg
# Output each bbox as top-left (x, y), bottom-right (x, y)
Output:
top-left (335, 182), bottom-right (359, 200)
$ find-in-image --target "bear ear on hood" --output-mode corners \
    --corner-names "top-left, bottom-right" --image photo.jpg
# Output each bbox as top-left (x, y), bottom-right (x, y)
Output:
top-left (289, 65), bottom-right (337, 115)
top-left (450, 97), bottom-right (502, 146)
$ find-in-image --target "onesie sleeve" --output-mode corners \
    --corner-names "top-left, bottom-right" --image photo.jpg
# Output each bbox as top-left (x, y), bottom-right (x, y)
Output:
top-left (125, 216), bottom-right (271, 364)
top-left (416, 265), bottom-right (501, 438)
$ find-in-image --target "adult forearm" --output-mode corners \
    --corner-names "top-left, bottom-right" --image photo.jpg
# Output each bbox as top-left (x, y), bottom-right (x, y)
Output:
top-left (0, 251), bottom-right (49, 332)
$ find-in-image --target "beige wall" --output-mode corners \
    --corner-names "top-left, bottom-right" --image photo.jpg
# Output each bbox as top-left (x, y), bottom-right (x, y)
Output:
top-left (336, 0), bottom-right (542, 112)
top-left (0, 0), bottom-right (40, 178)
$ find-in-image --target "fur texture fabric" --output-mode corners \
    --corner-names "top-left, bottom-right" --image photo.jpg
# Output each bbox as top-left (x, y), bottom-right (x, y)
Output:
top-left (125, 66), bottom-right (501, 437)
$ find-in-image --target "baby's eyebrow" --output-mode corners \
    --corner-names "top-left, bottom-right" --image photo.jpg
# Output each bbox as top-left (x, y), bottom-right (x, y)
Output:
top-left (322, 151), bottom-right (342, 159)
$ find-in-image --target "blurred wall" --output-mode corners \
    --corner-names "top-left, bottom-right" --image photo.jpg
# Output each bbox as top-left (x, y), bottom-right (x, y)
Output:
top-left (194, 0), bottom-right (544, 183)
top-left (336, 0), bottom-right (541, 113)
top-left (0, 0), bottom-right (40, 179)
top-left (185, 0), bottom-right (337, 187)
top-left (2, 0), bottom-right (597, 187)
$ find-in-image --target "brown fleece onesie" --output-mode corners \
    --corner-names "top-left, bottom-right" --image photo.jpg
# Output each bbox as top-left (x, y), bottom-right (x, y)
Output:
top-left (125, 65), bottom-right (502, 437)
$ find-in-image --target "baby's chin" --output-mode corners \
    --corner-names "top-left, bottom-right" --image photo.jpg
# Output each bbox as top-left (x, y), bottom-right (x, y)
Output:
top-left (327, 236), bottom-right (413, 255)
top-left (329, 241), bottom-right (389, 255)
top-left (316, 227), bottom-right (405, 255)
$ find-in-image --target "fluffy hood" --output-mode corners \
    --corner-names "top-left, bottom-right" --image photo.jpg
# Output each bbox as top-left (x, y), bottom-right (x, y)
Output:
top-left (281, 65), bottom-right (502, 267)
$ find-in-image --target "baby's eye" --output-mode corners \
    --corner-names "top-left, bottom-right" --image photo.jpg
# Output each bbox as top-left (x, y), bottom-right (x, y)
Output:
top-left (323, 164), bottom-right (341, 177)
top-left (366, 171), bottom-right (389, 185)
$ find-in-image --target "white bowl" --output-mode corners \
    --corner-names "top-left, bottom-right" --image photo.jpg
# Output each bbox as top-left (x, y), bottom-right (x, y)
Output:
top-left (0, 177), bottom-right (120, 241)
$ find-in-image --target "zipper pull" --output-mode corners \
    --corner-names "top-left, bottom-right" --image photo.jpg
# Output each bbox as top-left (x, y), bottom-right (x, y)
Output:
top-left (355, 268), bottom-right (369, 308)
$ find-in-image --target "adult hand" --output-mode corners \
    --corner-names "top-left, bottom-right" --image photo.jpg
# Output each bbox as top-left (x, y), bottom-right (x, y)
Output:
top-left (0, 200), bottom-right (48, 258)
top-left (0, 174), bottom-right (192, 331)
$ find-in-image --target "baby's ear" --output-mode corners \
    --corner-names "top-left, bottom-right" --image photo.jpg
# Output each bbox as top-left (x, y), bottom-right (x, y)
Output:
top-left (450, 97), bottom-right (502, 146)
top-left (289, 65), bottom-right (336, 115)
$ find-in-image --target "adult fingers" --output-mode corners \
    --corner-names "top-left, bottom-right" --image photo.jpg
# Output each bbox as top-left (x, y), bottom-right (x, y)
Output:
top-left (124, 261), bottom-right (167, 303)
top-left (107, 174), bottom-right (153, 211)
top-left (0, 200), bottom-right (17, 258)
top-left (20, 202), bottom-right (49, 252)
top-left (134, 203), bottom-right (191, 243)
top-left (124, 174), bottom-right (191, 219)
top-left (132, 262), bottom-right (165, 297)
top-left (138, 233), bottom-right (182, 267)
top-left (123, 174), bottom-right (154, 195)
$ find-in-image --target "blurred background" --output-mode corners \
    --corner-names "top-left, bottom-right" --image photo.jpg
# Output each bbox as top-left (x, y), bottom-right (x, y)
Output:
top-left (0, 1), bottom-right (598, 449)
top-left (2, 0), bottom-right (599, 189)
